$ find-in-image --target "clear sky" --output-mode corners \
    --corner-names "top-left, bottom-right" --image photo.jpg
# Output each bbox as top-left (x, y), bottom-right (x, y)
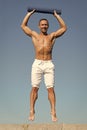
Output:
top-left (0, 0), bottom-right (87, 124)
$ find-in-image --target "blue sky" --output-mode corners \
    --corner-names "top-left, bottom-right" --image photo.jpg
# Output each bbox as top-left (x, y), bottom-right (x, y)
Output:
top-left (0, 0), bottom-right (87, 124)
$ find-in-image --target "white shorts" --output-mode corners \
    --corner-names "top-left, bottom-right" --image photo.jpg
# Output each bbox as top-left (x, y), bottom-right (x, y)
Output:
top-left (31, 59), bottom-right (55, 89)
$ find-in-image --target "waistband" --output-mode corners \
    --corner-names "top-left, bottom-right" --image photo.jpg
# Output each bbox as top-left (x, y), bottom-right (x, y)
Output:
top-left (34, 59), bottom-right (52, 63)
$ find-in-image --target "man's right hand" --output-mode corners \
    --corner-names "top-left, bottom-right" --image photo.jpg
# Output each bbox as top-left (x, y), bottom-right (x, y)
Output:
top-left (21, 9), bottom-right (36, 36)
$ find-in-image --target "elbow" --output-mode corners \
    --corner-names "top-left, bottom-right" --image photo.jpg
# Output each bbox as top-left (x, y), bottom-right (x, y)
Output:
top-left (21, 22), bottom-right (26, 30)
top-left (61, 26), bottom-right (67, 35)
top-left (59, 25), bottom-right (67, 37)
top-left (64, 25), bottom-right (67, 32)
top-left (21, 24), bottom-right (24, 30)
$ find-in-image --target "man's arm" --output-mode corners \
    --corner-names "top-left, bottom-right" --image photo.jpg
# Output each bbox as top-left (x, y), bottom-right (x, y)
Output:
top-left (21, 10), bottom-right (38, 37)
top-left (51, 10), bottom-right (67, 38)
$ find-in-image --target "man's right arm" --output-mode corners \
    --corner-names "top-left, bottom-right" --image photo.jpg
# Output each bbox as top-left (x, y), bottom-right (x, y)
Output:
top-left (21, 10), bottom-right (37, 37)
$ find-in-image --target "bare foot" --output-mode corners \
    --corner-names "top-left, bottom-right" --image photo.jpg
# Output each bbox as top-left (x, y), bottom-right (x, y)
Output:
top-left (28, 110), bottom-right (35, 121)
top-left (51, 112), bottom-right (58, 122)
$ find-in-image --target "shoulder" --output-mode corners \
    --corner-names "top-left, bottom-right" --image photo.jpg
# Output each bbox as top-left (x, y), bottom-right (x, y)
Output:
top-left (31, 31), bottom-right (39, 38)
top-left (49, 32), bottom-right (56, 40)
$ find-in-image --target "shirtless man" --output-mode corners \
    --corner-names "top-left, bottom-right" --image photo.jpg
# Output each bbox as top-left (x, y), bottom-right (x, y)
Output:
top-left (21, 10), bottom-right (67, 122)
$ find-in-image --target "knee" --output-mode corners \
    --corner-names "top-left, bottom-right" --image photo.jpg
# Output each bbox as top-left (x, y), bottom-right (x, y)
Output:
top-left (31, 87), bottom-right (39, 98)
top-left (32, 87), bottom-right (39, 91)
top-left (47, 88), bottom-right (55, 98)
top-left (47, 87), bottom-right (54, 93)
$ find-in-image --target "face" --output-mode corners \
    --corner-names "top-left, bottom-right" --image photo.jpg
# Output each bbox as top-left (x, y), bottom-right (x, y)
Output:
top-left (39, 20), bottom-right (49, 34)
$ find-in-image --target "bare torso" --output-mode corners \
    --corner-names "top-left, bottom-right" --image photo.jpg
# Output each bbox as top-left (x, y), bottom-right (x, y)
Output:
top-left (32, 34), bottom-right (55, 60)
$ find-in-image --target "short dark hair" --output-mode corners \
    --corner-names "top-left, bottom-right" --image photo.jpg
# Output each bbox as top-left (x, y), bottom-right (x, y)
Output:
top-left (39, 18), bottom-right (49, 26)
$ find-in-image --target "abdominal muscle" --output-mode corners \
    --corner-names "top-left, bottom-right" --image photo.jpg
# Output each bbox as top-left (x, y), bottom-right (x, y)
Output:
top-left (35, 44), bottom-right (53, 60)
top-left (35, 52), bottom-right (52, 60)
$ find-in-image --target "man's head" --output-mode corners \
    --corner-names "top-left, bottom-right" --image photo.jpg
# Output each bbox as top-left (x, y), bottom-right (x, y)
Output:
top-left (38, 18), bottom-right (49, 34)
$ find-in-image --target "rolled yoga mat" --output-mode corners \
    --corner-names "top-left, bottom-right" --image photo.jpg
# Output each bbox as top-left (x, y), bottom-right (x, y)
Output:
top-left (27, 7), bottom-right (61, 15)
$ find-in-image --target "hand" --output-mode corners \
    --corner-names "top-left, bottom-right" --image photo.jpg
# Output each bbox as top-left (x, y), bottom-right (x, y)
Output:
top-left (28, 9), bottom-right (36, 16)
top-left (53, 10), bottom-right (59, 17)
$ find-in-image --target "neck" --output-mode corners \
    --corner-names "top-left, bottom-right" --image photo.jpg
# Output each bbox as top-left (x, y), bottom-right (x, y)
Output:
top-left (40, 32), bottom-right (48, 36)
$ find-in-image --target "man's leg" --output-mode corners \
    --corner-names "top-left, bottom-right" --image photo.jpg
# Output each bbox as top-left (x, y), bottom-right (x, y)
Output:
top-left (29, 87), bottom-right (39, 121)
top-left (47, 87), bottom-right (58, 122)
top-left (29, 59), bottom-right (42, 121)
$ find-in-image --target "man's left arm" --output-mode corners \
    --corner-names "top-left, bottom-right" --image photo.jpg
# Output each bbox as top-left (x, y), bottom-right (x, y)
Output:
top-left (51, 11), bottom-right (67, 38)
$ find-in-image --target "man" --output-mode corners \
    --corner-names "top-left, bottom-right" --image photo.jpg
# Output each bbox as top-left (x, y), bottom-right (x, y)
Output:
top-left (21, 9), bottom-right (67, 122)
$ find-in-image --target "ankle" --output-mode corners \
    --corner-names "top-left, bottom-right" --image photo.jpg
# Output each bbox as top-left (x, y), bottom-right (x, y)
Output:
top-left (30, 109), bottom-right (35, 113)
top-left (51, 110), bottom-right (56, 115)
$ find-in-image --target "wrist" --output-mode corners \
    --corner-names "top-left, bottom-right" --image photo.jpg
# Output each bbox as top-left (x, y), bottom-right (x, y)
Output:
top-left (27, 12), bottom-right (32, 17)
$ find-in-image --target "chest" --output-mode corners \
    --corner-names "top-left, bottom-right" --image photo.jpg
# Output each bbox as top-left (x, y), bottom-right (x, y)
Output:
top-left (32, 35), bottom-right (54, 47)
